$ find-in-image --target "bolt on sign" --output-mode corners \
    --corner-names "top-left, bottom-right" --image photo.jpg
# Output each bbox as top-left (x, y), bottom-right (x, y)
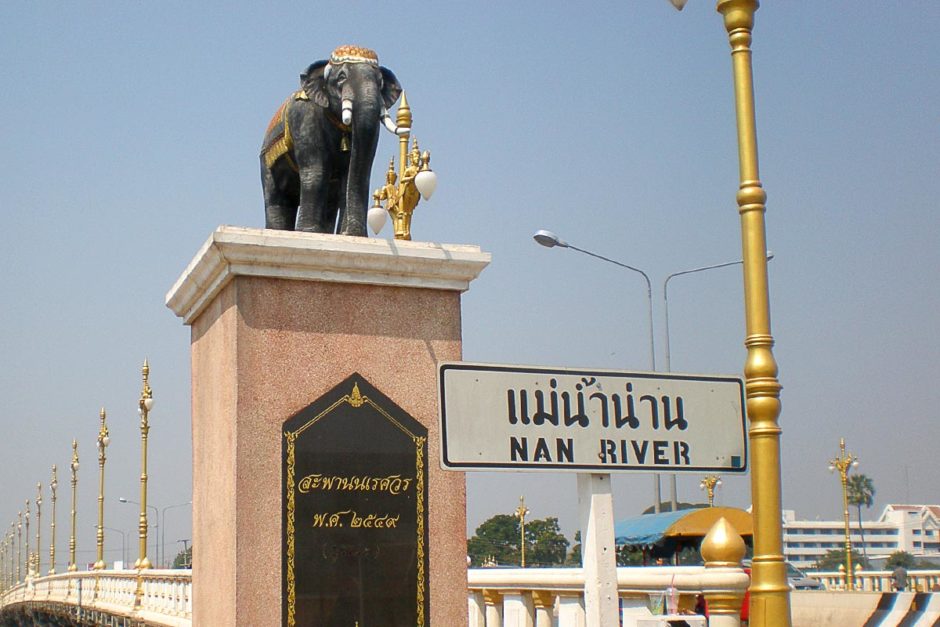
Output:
top-left (438, 362), bottom-right (747, 473)
top-left (283, 374), bottom-right (429, 627)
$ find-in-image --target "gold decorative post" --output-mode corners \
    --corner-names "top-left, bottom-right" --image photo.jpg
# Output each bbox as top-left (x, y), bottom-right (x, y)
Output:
top-left (829, 438), bottom-right (858, 590)
top-left (49, 465), bottom-right (58, 574)
top-left (24, 500), bottom-right (30, 579)
top-left (35, 483), bottom-right (42, 576)
top-left (16, 514), bottom-right (22, 583)
top-left (68, 440), bottom-right (79, 572)
top-left (514, 496), bottom-right (530, 568)
top-left (136, 359), bottom-right (153, 570)
top-left (94, 408), bottom-right (110, 570)
top-left (700, 475), bottom-right (722, 507)
top-left (716, 1), bottom-right (790, 623)
top-left (370, 92), bottom-right (437, 240)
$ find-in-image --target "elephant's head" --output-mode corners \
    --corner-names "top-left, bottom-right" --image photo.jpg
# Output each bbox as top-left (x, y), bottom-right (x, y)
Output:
top-left (301, 45), bottom-right (402, 128)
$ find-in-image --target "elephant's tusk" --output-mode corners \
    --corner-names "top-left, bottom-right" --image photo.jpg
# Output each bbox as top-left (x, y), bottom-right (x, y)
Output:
top-left (380, 109), bottom-right (409, 136)
top-left (341, 99), bottom-right (353, 125)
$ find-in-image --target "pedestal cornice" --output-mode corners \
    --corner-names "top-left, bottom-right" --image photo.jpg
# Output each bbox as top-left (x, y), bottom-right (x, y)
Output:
top-left (166, 226), bottom-right (491, 324)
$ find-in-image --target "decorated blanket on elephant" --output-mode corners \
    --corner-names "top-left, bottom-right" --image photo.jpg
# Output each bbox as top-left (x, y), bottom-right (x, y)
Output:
top-left (261, 91), bottom-right (307, 171)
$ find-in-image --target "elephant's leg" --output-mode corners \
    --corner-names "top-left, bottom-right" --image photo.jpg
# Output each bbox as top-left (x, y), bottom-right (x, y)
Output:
top-left (261, 160), bottom-right (297, 230)
top-left (296, 164), bottom-right (329, 232)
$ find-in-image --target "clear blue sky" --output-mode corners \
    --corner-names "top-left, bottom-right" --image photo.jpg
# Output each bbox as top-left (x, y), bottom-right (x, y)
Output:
top-left (2, 1), bottom-right (938, 561)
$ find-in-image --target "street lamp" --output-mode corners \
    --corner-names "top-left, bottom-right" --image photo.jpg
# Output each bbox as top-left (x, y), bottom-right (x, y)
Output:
top-left (161, 501), bottom-right (192, 568)
top-left (369, 92), bottom-right (437, 240)
top-left (23, 500), bottom-right (29, 579)
top-left (34, 483), bottom-right (42, 576)
top-left (94, 407), bottom-right (110, 571)
top-left (49, 465), bottom-right (58, 575)
top-left (829, 438), bottom-right (858, 590)
top-left (533, 229), bottom-right (668, 514)
top-left (699, 475), bottom-right (722, 507)
top-left (119, 498), bottom-right (157, 567)
top-left (514, 496), bottom-right (530, 568)
top-left (134, 359), bottom-right (154, 570)
top-left (68, 440), bottom-right (79, 572)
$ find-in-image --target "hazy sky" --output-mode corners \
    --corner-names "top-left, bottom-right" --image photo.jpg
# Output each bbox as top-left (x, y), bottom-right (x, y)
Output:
top-left (2, 1), bottom-right (938, 563)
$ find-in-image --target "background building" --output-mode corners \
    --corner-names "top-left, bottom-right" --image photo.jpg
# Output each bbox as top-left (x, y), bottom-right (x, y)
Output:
top-left (783, 505), bottom-right (940, 569)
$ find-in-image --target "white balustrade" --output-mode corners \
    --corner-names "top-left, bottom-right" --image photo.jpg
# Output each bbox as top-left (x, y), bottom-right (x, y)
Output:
top-left (0, 568), bottom-right (192, 626)
top-left (468, 566), bottom-right (744, 627)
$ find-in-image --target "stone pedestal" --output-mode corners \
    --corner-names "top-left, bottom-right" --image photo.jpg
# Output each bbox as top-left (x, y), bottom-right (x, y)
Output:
top-left (167, 226), bottom-right (489, 626)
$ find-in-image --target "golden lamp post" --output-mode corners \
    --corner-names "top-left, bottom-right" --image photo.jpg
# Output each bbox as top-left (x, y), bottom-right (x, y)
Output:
top-left (68, 439), bottom-right (79, 572)
top-left (34, 483), bottom-right (42, 576)
top-left (514, 496), bottom-right (530, 568)
top-left (368, 93), bottom-right (437, 240)
top-left (23, 500), bottom-right (30, 579)
top-left (700, 475), bottom-right (722, 507)
top-left (16, 513), bottom-right (22, 583)
top-left (828, 438), bottom-right (858, 590)
top-left (94, 407), bottom-right (110, 570)
top-left (49, 465), bottom-right (58, 575)
top-left (667, 0), bottom-right (791, 622)
top-left (135, 359), bottom-right (154, 570)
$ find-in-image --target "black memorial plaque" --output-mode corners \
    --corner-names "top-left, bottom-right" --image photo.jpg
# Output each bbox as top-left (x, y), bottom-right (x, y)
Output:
top-left (283, 373), bottom-right (429, 627)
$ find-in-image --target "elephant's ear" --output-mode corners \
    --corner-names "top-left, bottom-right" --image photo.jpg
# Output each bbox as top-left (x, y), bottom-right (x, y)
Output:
top-left (301, 60), bottom-right (330, 108)
top-left (379, 66), bottom-right (403, 109)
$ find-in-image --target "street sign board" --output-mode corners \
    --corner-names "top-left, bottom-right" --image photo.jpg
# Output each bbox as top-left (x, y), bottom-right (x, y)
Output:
top-left (438, 362), bottom-right (747, 473)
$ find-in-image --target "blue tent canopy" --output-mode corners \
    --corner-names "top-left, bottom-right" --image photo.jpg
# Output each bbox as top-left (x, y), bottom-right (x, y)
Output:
top-left (615, 506), bottom-right (753, 548)
top-left (614, 509), bottom-right (690, 547)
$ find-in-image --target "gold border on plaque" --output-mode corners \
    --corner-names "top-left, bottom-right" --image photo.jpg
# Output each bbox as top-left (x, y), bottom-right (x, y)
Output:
top-left (284, 382), bottom-right (428, 627)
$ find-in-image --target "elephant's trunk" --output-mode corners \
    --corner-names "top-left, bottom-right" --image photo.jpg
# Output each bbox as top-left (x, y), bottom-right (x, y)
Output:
top-left (341, 96), bottom-right (382, 236)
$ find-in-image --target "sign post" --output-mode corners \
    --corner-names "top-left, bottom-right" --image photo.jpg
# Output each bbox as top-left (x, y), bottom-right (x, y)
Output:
top-left (440, 362), bottom-right (747, 627)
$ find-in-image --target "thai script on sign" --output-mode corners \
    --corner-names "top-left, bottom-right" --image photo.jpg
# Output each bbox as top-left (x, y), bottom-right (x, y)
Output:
top-left (507, 377), bottom-right (688, 431)
top-left (298, 473), bottom-right (413, 495)
top-left (312, 510), bottom-right (401, 529)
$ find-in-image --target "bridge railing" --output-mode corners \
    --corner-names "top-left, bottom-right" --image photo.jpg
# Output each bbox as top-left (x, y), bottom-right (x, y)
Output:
top-left (467, 565), bottom-right (747, 627)
top-left (0, 569), bottom-right (192, 627)
top-left (812, 569), bottom-right (940, 592)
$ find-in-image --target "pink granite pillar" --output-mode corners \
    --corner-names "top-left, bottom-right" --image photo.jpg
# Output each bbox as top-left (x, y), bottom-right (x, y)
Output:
top-left (167, 226), bottom-right (489, 626)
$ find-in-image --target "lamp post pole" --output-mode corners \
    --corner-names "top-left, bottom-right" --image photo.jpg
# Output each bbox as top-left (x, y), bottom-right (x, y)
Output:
top-left (23, 501), bottom-right (30, 579)
top-left (715, 1), bottom-right (789, 622)
top-left (16, 513), bottom-right (22, 583)
top-left (49, 466), bottom-right (58, 574)
top-left (34, 483), bottom-right (42, 576)
top-left (68, 440), bottom-right (79, 572)
top-left (515, 496), bottom-right (530, 568)
top-left (136, 359), bottom-right (154, 570)
top-left (533, 229), bottom-right (665, 513)
top-left (161, 501), bottom-right (191, 568)
top-left (829, 438), bottom-right (858, 590)
top-left (94, 408), bottom-right (110, 570)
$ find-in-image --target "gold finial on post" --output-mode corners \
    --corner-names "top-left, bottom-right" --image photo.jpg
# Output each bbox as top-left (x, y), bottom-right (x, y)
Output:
top-left (700, 475), bottom-right (722, 507)
top-left (701, 517), bottom-right (748, 625)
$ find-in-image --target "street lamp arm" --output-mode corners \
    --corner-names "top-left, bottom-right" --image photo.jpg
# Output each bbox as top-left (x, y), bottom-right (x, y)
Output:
top-left (565, 244), bottom-right (653, 294)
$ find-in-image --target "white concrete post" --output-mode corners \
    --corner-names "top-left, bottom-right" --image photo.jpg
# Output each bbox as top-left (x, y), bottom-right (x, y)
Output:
top-left (469, 591), bottom-right (486, 627)
top-left (483, 589), bottom-right (502, 627)
top-left (501, 590), bottom-right (530, 627)
top-left (577, 473), bottom-right (619, 627)
top-left (532, 590), bottom-right (555, 627)
top-left (558, 594), bottom-right (586, 627)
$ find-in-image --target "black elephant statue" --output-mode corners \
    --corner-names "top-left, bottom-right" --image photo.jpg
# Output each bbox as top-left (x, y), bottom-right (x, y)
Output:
top-left (261, 45), bottom-right (405, 235)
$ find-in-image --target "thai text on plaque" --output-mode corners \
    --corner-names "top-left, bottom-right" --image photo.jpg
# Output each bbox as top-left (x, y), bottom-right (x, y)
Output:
top-left (283, 374), bottom-right (429, 626)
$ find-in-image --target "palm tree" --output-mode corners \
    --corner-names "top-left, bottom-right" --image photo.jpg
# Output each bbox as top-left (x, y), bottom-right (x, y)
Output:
top-left (847, 474), bottom-right (875, 561)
